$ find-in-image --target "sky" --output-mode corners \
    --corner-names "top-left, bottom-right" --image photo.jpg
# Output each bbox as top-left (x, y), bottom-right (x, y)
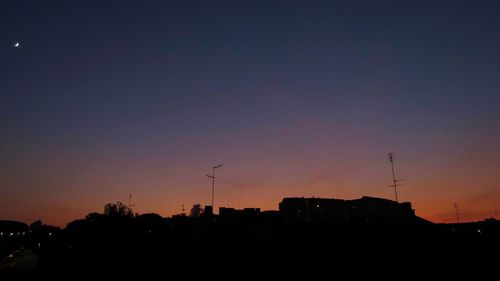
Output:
top-left (1, 0), bottom-right (500, 227)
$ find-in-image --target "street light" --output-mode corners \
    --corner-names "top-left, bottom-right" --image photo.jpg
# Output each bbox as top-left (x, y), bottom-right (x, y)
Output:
top-left (206, 164), bottom-right (223, 211)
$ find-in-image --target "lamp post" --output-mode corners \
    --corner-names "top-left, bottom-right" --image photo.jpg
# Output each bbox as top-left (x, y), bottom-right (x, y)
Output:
top-left (206, 164), bottom-right (223, 211)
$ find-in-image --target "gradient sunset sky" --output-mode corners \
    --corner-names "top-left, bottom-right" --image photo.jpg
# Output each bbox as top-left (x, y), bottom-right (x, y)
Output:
top-left (1, 0), bottom-right (499, 226)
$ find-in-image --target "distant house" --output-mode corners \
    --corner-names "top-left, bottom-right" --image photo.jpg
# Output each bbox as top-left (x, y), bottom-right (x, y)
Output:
top-left (279, 196), bottom-right (416, 222)
top-left (204, 205), bottom-right (214, 215)
top-left (219, 207), bottom-right (261, 220)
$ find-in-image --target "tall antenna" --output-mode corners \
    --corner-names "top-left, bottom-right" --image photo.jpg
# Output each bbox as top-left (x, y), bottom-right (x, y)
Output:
top-left (128, 193), bottom-right (135, 210)
top-left (453, 202), bottom-right (460, 223)
top-left (387, 153), bottom-right (404, 202)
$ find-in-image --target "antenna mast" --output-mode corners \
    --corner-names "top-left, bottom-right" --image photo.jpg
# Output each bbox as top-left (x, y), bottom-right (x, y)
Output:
top-left (388, 153), bottom-right (404, 203)
top-left (128, 193), bottom-right (135, 210)
top-left (453, 202), bottom-right (460, 223)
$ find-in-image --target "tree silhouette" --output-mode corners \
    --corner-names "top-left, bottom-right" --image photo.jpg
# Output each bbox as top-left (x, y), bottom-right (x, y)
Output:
top-left (104, 202), bottom-right (133, 217)
top-left (30, 220), bottom-right (42, 230)
top-left (190, 204), bottom-right (203, 217)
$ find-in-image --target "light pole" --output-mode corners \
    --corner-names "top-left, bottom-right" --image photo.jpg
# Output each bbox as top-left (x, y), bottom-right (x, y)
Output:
top-left (206, 164), bottom-right (223, 211)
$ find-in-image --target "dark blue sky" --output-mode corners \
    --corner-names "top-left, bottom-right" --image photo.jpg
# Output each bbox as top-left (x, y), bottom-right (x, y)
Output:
top-left (1, 0), bottom-right (500, 225)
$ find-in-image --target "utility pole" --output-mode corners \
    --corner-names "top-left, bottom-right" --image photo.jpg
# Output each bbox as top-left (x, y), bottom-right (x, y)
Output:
top-left (453, 202), bottom-right (460, 223)
top-left (388, 153), bottom-right (404, 203)
top-left (206, 164), bottom-right (223, 210)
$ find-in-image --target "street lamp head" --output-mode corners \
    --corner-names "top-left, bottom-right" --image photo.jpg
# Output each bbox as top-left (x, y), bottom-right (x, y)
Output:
top-left (213, 164), bottom-right (223, 169)
top-left (206, 174), bottom-right (214, 178)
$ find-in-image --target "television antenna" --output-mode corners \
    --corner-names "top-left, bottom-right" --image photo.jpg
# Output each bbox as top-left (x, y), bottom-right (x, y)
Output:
top-left (388, 153), bottom-right (405, 202)
top-left (128, 193), bottom-right (135, 210)
top-left (453, 202), bottom-right (460, 223)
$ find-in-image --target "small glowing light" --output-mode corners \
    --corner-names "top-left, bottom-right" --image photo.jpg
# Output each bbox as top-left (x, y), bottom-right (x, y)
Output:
top-left (13, 41), bottom-right (20, 47)
top-left (316, 204), bottom-right (320, 208)
top-left (49, 232), bottom-right (52, 236)
top-left (477, 229), bottom-right (482, 234)
top-left (10, 232), bottom-right (14, 236)
top-left (7, 254), bottom-right (13, 258)
top-left (0, 232), bottom-right (3, 236)
top-left (37, 243), bottom-right (41, 248)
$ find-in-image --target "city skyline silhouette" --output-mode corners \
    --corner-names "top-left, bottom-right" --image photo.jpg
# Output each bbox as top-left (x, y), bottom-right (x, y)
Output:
top-left (1, 194), bottom-right (499, 280)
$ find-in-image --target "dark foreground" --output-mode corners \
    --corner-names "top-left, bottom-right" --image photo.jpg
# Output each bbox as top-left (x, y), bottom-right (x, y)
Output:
top-left (1, 216), bottom-right (499, 280)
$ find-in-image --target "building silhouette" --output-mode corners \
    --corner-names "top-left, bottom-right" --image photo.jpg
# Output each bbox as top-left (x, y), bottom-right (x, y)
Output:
top-left (219, 207), bottom-right (261, 219)
top-left (279, 196), bottom-right (415, 222)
